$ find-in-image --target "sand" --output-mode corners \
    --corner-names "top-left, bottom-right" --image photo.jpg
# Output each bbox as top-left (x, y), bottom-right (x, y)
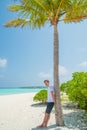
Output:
top-left (0, 93), bottom-right (86, 130)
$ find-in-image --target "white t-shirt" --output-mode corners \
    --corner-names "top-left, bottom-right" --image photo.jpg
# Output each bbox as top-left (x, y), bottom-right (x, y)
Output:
top-left (47, 86), bottom-right (54, 102)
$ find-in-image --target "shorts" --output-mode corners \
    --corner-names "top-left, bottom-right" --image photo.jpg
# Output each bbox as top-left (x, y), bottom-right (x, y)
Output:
top-left (45, 102), bottom-right (54, 114)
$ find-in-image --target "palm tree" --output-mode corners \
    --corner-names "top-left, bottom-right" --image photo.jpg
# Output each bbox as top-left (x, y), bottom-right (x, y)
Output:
top-left (5, 0), bottom-right (87, 126)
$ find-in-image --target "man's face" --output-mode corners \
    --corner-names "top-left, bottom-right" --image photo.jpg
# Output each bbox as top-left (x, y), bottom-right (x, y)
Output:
top-left (44, 81), bottom-right (49, 87)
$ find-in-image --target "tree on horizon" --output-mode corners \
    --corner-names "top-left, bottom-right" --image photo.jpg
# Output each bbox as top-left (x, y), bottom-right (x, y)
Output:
top-left (5, 0), bottom-right (87, 126)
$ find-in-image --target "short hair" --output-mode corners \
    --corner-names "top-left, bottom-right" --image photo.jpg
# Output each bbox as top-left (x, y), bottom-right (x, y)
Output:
top-left (44, 80), bottom-right (49, 83)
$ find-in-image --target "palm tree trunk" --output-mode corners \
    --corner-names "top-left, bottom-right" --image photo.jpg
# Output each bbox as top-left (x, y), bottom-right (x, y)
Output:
top-left (54, 23), bottom-right (64, 126)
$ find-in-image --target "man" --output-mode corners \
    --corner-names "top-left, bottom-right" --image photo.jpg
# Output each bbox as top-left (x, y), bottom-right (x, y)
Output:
top-left (38, 80), bottom-right (55, 128)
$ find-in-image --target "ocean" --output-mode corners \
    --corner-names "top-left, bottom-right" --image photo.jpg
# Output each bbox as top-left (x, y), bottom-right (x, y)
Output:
top-left (0, 87), bottom-right (46, 95)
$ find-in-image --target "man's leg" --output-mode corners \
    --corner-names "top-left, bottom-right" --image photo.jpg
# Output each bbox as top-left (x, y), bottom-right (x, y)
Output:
top-left (38, 102), bottom-right (54, 128)
top-left (40, 112), bottom-right (50, 127)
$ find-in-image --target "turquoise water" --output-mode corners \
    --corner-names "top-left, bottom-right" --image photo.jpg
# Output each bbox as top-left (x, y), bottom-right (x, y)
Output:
top-left (0, 88), bottom-right (45, 95)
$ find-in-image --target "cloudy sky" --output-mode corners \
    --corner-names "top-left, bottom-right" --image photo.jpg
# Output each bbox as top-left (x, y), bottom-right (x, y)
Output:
top-left (0, 0), bottom-right (87, 87)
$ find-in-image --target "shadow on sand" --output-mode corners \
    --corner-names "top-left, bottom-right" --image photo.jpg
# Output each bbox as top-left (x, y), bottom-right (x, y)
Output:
top-left (31, 124), bottom-right (61, 130)
top-left (63, 110), bottom-right (87, 130)
top-left (31, 103), bottom-right (87, 130)
top-left (31, 103), bottom-right (46, 108)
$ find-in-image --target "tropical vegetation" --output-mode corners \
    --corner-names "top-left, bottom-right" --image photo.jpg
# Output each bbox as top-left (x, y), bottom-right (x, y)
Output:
top-left (5, 0), bottom-right (87, 126)
top-left (33, 89), bottom-right (47, 104)
top-left (60, 72), bottom-right (87, 110)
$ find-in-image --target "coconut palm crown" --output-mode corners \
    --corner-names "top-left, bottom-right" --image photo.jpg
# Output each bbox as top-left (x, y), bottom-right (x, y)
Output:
top-left (5, 0), bottom-right (87, 28)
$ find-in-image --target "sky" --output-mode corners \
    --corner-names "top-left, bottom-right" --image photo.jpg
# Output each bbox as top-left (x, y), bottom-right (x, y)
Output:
top-left (0, 0), bottom-right (87, 87)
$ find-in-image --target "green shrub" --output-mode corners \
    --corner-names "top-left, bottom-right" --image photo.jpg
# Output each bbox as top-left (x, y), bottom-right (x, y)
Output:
top-left (60, 72), bottom-right (87, 110)
top-left (60, 83), bottom-right (67, 92)
top-left (33, 89), bottom-right (47, 104)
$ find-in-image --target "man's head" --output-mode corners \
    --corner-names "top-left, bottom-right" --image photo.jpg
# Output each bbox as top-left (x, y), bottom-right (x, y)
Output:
top-left (44, 80), bottom-right (50, 87)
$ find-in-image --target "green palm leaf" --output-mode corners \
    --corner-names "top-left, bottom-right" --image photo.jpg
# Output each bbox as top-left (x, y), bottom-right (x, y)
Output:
top-left (64, 0), bottom-right (87, 22)
top-left (5, 19), bottom-right (31, 27)
top-left (6, 0), bottom-right (87, 27)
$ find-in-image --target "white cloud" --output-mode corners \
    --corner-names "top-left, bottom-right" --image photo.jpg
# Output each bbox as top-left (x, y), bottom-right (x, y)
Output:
top-left (59, 65), bottom-right (68, 76)
top-left (38, 65), bottom-right (69, 85)
top-left (79, 61), bottom-right (87, 67)
top-left (0, 58), bottom-right (7, 68)
top-left (39, 70), bottom-right (52, 79)
top-left (39, 72), bottom-right (51, 78)
top-left (38, 65), bottom-right (68, 79)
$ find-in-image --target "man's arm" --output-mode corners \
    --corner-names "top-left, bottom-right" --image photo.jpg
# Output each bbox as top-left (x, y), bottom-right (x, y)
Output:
top-left (51, 91), bottom-right (55, 103)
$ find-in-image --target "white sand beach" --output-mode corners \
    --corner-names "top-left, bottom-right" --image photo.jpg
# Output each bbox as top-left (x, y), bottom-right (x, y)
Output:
top-left (0, 93), bottom-right (87, 130)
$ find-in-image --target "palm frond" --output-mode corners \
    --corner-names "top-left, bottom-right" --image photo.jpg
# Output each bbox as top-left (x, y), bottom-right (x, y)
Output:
top-left (5, 15), bottom-right (48, 28)
top-left (64, 0), bottom-right (87, 23)
top-left (55, 0), bottom-right (71, 19)
top-left (8, 3), bottom-right (43, 16)
top-left (5, 0), bottom-right (87, 28)
top-left (8, 4), bottom-right (24, 12)
top-left (33, 0), bottom-right (48, 12)
top-left (5, 19), bottom-right (31, 28)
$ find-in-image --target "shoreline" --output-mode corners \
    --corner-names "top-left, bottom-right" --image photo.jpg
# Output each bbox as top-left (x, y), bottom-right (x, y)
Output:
top-left (0, 92), bottom-right (87, 130)
top-left (0, 88), bottom-right (44, 96)
top-left (0, 92), bottom-right (37, 97)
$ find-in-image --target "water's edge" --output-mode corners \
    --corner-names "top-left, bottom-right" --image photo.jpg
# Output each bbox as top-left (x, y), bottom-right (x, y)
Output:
top-left (0, 87), bottom-right (46, 95)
